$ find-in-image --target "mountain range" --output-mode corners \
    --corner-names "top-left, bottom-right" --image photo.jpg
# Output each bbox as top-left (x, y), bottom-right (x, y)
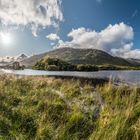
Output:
top-left (0, 54), bottom-right (27, 63)
top-left (20, 47), bottom-right (140, 68)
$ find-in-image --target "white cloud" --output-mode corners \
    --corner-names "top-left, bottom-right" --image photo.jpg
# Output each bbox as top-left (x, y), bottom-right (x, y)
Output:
top-left (57, 22), bottom-right (140, 59)
top-left (46, 33), bottom-right (60, 41)
top-left (0, 0), bottom-right (63, 36)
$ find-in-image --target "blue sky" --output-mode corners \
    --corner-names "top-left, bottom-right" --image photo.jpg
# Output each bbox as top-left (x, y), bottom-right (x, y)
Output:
top-left (60, 0), bottom-right (140, 49)
top-left (0, 0), bottom-right (139, 58)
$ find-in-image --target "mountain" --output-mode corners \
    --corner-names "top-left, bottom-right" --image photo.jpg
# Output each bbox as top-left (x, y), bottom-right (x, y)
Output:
top-left (21, 48), bottom-right (135, 67)
top-left (0, 54), bottom-right (28, 63)
top-left (126, 58), bottom-right (140, 66)
top-left (0, 54), bottom-right (28, 68)
top-left (16, 54), bottom-right (28, 61)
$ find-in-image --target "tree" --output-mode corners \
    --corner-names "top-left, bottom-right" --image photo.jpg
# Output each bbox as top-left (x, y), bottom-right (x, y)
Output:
top-left (76, 64), bottom-right (98, 71)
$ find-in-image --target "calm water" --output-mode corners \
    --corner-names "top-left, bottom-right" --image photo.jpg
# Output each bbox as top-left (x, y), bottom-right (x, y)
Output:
top-left (1, 69), bottom-right (140, 85)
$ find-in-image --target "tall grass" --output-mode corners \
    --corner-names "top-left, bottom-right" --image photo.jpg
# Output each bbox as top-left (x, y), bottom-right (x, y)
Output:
top-left (0, 75), bottom-right (140, 140)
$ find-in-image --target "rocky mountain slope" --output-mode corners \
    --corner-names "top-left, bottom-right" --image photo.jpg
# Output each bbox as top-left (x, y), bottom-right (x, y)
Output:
top-left (21, 48), bottom-right (134, 67)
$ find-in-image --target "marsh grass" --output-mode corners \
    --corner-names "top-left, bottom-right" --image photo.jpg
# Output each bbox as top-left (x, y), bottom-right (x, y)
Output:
top-left (0, 75), bottom-right (140, 140)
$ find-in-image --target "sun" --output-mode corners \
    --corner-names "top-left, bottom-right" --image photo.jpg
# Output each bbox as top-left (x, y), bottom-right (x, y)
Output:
top-left (0, 32), bottom-right (13, 45)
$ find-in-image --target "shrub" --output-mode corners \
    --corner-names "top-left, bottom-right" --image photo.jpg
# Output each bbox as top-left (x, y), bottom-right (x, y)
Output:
top-left (76, 64), bottom-right (99, 71)
top-left (46, 65), bottom-right (60, 71)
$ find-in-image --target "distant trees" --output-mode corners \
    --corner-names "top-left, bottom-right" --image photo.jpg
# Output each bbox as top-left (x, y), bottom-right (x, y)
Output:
top-left (33, 57), bottom-right (140, 71)
top-left (33, 57), bottom-right (76, 71)
top-left (76, 64), bottom-right (98, 71)
top-left (46, 65), bottom-right (60, 71)
top-left (98, 65), bottom-right (125, 70)
top-left (33, 61), bottom-right (45, 70)
top-left (33, 57), bottom-right (99, 71)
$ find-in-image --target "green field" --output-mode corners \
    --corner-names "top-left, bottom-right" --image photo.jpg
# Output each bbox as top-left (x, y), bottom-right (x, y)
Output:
top-left (0, 75), bottom-right (140, 140)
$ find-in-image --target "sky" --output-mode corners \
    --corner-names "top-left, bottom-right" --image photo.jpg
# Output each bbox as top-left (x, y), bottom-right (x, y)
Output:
top-left (0, 0), bottom-right (140, 58)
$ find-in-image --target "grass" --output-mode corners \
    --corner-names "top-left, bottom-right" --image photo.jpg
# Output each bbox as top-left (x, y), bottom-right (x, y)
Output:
top-left (0, 75), bottom-right (140, 140)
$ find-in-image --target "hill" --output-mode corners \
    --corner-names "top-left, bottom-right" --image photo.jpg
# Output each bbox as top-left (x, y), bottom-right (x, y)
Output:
top-left (126, 58), bottom-right (140, 66)
top-left (21, 48), bottom-right (133, 67)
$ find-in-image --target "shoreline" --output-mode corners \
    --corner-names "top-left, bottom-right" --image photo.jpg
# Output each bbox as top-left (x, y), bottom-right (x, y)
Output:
top-left (0, 73), bottom-right (136, 88)
top-left (0, 68), bottom-right (140, 87)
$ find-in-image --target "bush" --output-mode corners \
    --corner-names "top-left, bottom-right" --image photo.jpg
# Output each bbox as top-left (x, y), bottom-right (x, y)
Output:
top-left (76, 64), bottom-right (99, 71)
top-left (46, 65), bottom-right (60, 71)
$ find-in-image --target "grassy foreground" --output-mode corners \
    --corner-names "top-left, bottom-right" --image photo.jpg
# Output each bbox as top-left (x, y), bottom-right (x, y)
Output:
top-left (0, 76), bottom-right (140, 140)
